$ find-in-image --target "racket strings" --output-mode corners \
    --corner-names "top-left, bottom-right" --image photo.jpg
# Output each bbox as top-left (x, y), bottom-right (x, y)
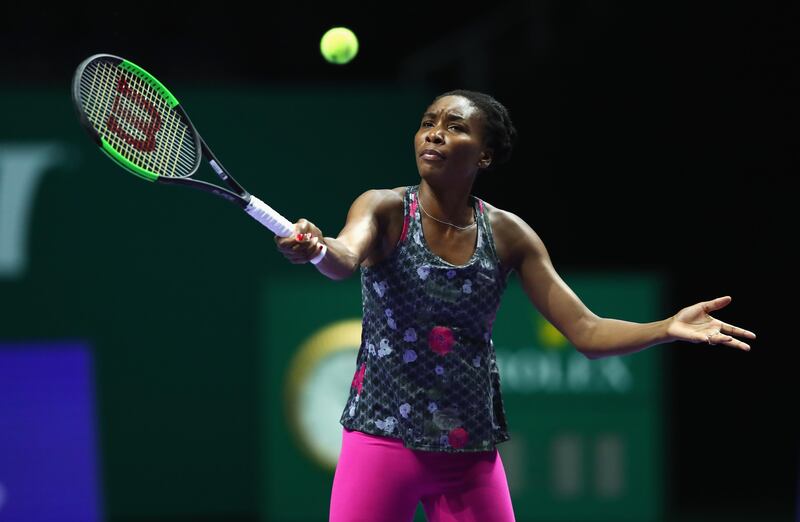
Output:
top-left (92, 62), bottom-right (165, 167)
top-left (79, 59), bottom-right (197, 178)
top-left (108, 63), bottom-right (192, 177)
top-left (116, 63), bottom-right (194, 177)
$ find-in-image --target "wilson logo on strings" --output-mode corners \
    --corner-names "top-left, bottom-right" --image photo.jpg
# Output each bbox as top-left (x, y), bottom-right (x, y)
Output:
top-left (106, 76), bottom-right (162, 152)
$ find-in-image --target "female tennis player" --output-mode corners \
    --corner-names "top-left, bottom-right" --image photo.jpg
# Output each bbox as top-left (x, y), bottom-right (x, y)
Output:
top-left (275, 89), bottom-right (756, 522)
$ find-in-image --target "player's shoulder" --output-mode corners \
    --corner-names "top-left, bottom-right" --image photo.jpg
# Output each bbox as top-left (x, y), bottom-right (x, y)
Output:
top-left (379, 186), bottom-right (408, 202)
top-left (365, 186), bottom-right (408, 207)
top-left (350, 187), bottom-right (407, 223)
top-left (356, 186), bottom-right (406, 201)
top-left (479, 199), bottom-right (543, 268)
top-left (479, 199), bottom-right (528, 235)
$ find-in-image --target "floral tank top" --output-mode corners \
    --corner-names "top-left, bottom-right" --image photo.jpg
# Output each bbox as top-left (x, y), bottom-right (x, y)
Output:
top-left (338, 184), bottom-right (513, 453)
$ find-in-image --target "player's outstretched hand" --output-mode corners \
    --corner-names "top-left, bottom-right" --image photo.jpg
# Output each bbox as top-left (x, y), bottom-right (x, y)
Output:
top-left (666, 296), bottom-right (756, 351)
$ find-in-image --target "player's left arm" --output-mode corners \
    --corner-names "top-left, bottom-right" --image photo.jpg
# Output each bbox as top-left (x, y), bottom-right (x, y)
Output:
top-left (503, 211), bottom-right (756, 357)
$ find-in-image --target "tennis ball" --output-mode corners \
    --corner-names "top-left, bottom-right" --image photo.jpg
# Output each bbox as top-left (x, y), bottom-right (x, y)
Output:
top-left (320, 27), bottom-right (359, 65)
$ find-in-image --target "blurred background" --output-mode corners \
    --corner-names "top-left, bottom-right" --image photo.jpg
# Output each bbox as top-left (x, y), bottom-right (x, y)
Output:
top-left (0, 2), bottom-right (795, 521)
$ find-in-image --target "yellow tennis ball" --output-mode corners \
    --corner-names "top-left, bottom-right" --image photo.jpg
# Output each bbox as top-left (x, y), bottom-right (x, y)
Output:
top-left (320, 27), bottom-right (359, 65)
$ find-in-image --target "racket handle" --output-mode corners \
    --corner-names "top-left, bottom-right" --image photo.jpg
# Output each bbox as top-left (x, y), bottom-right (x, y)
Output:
top-left (245, 195), bottom-right (294, 236)
top-left (245, 195), bottom-right (328, 265)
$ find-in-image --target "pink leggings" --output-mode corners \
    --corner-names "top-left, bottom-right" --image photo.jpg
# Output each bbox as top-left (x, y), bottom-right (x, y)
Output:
top-left (329, 427), bottom-right (516, 522)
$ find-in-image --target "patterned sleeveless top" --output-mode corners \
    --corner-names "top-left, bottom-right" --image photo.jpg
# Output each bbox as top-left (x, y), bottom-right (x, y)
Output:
top-left (338, 184), bottom-right (513, 453)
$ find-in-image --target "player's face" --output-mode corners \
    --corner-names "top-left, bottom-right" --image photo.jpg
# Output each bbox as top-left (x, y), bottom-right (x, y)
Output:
top-left (414, 96), bottom-right (492, 182)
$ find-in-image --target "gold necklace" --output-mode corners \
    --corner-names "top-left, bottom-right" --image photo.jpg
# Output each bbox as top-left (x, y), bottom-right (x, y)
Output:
top-left (417, 192), bottom-right (476, 230)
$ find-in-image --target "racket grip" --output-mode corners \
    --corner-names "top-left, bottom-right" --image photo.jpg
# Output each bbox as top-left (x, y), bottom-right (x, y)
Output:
top-left (245, 195), bottom-right (327, 265)
top-left (245, 195), bottom-right (294, 237)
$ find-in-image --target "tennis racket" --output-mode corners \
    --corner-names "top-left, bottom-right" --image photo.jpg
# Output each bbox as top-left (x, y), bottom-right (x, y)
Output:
top-left (71, 53), bottom-right (326, 264)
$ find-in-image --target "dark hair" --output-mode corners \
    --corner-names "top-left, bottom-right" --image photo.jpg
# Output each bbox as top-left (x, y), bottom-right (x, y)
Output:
top-left (433, 89), bottom-right (517, 172)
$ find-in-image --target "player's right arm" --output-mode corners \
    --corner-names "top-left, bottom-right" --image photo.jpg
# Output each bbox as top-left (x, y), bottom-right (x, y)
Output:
top-left (274, 189), bottom-right (393, 280)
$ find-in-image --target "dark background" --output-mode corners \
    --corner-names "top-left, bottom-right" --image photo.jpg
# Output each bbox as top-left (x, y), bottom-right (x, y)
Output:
top-left (2, 2), bottom-right (795, 520)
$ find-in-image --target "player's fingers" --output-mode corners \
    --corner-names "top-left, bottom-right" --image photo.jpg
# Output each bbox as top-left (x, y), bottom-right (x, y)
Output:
top-left (275, 240), bottom-right (293, 252)
top-left (702, 296), bottom-right (732, 314)
top-left (290, 233), bottom-right (312, 250)
top-left (275, 232), bottom-right (307, 250)
top-left (304, 236), bottom-right (322, 260)
top-left (715, 336), bottom-right (751, 352)
top-left (276, 225), bottom-right (317, 264)
top-left (720, 321), bottom-right (757, 340)
top-left (295, 219), bottom-right (315, 235)
top-left (285, 235), bottom-right (317, 260)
